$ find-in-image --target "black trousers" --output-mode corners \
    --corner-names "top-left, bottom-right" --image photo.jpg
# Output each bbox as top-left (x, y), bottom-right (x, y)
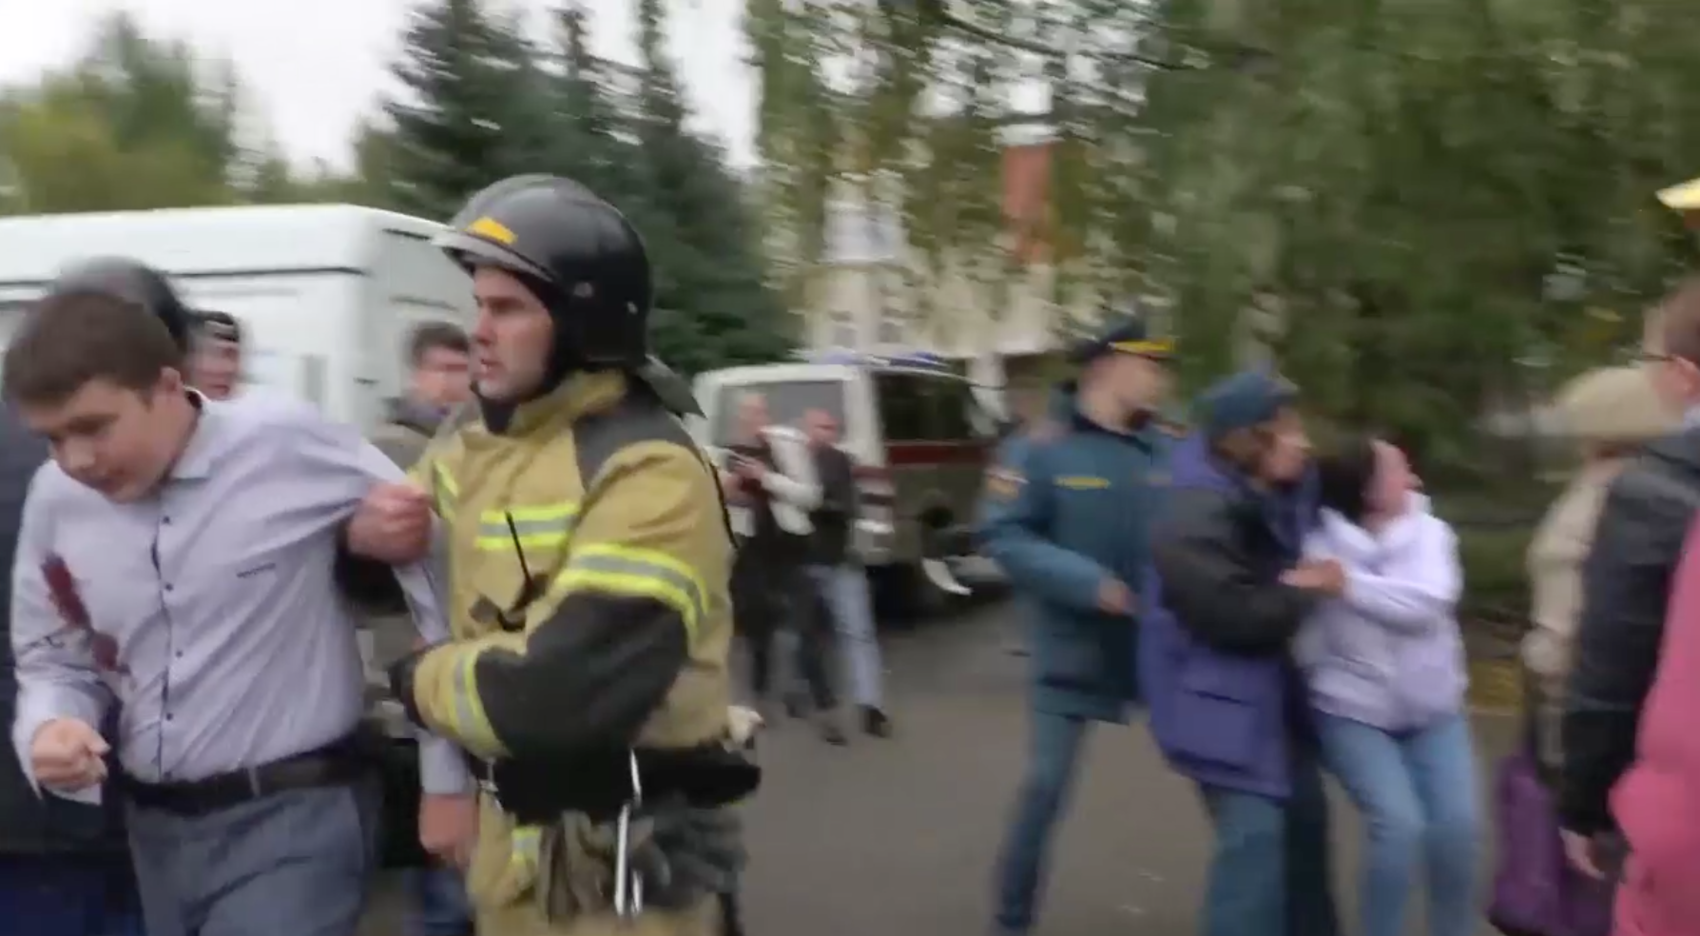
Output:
top-left (733, 550), bottom-right (835, 710)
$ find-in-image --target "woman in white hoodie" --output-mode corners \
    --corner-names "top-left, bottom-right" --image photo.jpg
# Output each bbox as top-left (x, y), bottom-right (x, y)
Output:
top-left (1298, 436), bottom-right (1478, 936)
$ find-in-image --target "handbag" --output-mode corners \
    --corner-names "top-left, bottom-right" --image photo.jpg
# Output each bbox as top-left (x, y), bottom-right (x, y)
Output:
top-left (1486, 670), bottom-right (1614, 936)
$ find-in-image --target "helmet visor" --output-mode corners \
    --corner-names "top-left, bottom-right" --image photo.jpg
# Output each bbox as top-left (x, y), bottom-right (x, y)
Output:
top-left (434, 230), bottom-right (554, 284)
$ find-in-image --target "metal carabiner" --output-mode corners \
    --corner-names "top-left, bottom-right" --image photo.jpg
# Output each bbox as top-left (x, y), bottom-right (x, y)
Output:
top-left (613, 751), bottom-right (645, 919)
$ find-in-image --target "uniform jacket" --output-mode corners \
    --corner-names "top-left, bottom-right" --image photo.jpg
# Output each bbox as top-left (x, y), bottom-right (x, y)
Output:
top-left (1295, 496), bottom-right (1467, 731)
top-left (1610, 515), bottom-right (1700, 936)
top-left (1141, 435), bottom-right (1317, 798)
top-left (1562, 427), bottom-right (1700, 834)
top-left (0, 408), bottom-right (127, 855)
top-left (402, 370), bottom-right (737, 929)
top-left (975, 388), bottom-right (1170, 722)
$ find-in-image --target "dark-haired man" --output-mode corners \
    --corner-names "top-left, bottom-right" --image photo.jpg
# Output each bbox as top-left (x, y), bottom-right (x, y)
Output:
top-left (187, 310), bottom-right (243, 400)
top-left (5, 289), bottom-right (465, 936)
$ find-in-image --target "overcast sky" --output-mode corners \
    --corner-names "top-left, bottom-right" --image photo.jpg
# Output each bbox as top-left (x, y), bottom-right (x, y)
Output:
top-left (0, 0), bottom-right (757, 169)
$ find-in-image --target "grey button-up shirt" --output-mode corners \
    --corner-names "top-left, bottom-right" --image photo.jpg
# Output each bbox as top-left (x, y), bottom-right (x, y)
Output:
top-left (9, 391), bottom-right (469, 802)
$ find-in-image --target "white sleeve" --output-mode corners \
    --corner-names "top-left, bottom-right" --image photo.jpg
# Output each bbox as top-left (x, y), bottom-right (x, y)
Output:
top-left (1341, 521), bottom-right (1463, 633)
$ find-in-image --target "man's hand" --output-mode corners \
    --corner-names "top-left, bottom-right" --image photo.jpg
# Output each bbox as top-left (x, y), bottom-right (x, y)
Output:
top-left (1097, 577), bottom-right (1135, 616)
top-left (1560, 829), bottom-right (1607, 880)
top-left (733, 455), bottom-right (768, 480)
top-left (346, 482), bottom-right (433, 565)
top-left (419, 793), bottom-right (478, 869)
top-left (29, 718), bottom-right (109, 793)
top-left (1282, 559), bottom-right (1346, 596)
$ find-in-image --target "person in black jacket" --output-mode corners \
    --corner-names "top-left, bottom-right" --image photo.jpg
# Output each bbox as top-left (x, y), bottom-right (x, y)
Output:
top-left (0, 258), bottom-right (196, 935)
top-left (1560, 275), bottom-right (1700, 879)
top-left (802, 407), bottom-right (893, 738)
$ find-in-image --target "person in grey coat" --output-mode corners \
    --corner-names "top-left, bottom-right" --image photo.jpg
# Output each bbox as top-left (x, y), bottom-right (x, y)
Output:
top-left (368, 321), bottom-right (478, 936)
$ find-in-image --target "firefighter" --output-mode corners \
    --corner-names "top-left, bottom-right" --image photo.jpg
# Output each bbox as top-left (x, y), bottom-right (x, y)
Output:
top-left (369, 175), bottom-right (756, 936)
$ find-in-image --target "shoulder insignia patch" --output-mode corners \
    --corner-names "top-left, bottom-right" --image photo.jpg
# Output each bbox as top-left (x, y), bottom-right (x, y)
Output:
top-left (985, 466), bottom-right (1026, 500)
top-left (1147, 471), bottom-right (1171, 486)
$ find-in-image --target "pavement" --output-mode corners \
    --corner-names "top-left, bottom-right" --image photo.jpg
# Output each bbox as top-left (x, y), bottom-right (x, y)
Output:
top-left (363, 595), bottom-right (1518, 935)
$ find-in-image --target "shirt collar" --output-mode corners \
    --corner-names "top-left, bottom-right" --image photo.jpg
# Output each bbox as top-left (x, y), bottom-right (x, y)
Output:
top-left (169, 391), bottom-right (219, 481)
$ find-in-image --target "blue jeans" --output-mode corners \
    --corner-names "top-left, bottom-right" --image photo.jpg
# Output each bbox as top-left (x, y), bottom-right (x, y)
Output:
top-left (407, 864), bottom-right (473, 936)
top-left (127, 780), bottom-right (378, 936)
top-left (1198, 750), bottom-right (1338, 936)
top-left (0, 854), bottom-right (145, 936)
top-left (1315, 712), bottom-right (1479, 936)
top-left (807, 564), bottom-right (884, 707)
top-left (992, 711), bottom-right (1091, 933)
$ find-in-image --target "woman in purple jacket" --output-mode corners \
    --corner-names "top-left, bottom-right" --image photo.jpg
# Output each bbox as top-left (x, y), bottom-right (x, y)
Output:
top-left (1141, 371), bottom-right (1341, 936)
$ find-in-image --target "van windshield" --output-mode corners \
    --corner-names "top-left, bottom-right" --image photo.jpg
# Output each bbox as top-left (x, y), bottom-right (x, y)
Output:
top-left (711, 380), bottom-right (847, 444)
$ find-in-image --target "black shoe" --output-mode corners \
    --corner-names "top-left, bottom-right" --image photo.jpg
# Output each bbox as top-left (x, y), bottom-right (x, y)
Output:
top-left (862, 706), bottom-right (892, 738)
top-left (784, 694), bottom-right (808, 719)
top-left (819, 717), bottom-right (848, 746)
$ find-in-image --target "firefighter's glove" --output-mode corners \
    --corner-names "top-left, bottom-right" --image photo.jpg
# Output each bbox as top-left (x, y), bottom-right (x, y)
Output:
top-left (386, 646), bottom-right (429, 731)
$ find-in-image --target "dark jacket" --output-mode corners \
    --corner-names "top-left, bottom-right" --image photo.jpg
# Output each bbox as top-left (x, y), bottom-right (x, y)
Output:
top-left (1141, 435), bottom-right (1318, 798)
top-left (975, 388), bottom-right (1170, 722)
top-left (369, 396), bottom-right (450, 472)
top-left (0, 408), bottom-right (127, 854)
top-left (808, 444), bottom-right (857, 566)
top-left (1561, 426), bottom-right (1700, 834)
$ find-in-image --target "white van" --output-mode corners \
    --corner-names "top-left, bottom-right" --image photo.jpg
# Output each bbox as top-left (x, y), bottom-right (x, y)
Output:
top-left (690, 351), bottom-right (1000, 612)
top-left (0, 205), bottom-right (473, 431)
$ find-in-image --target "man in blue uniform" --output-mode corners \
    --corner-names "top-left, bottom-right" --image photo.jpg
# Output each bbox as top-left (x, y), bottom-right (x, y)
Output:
top-left (977, 317), bottom-right (1177, 936)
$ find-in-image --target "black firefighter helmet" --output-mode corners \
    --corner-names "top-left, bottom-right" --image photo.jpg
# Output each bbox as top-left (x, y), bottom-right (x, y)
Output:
top-left (48, 257), bottom-right (194, 354)
top-left (435, 175), bottom-right (652, 371)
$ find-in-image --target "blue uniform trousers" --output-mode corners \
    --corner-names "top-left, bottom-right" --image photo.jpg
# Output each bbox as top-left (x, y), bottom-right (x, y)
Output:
top-left (127, 779), bottom-right (378, 936)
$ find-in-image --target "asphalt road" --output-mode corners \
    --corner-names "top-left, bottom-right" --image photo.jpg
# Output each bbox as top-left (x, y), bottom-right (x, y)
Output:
top-left (364, 596), bottom-right (1518, 935)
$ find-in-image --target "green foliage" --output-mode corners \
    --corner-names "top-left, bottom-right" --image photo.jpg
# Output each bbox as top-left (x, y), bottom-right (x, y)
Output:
top-left (368, 0), bottom-right (791, 375)
top-left (376, 0), bottom-right (549, 220)
top-left (756, 0), bottom-right (1700, 478)
top-left (0, 11), bottom-right (352, 216)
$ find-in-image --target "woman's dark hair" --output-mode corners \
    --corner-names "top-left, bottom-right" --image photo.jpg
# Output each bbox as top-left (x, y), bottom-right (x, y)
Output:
top-left (1315, 434), bottom-right (1379, 524)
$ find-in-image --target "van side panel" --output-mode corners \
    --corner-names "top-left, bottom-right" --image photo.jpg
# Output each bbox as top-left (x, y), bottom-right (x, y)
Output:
top-left (363, 229), bottom-right (475, 418)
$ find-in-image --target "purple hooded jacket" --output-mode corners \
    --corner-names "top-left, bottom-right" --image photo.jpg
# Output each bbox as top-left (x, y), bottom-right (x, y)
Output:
top-left (1139, 434), bottom-right (1316, 799)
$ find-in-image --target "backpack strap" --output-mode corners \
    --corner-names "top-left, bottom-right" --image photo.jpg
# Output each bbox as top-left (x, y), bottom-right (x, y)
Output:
top-left (572, 387), bottom-right (736, 548)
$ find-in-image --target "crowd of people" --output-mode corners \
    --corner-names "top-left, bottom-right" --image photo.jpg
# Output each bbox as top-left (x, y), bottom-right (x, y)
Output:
top-left (977, 281), bottom-right (1700, 936)
top-left (0, 168), bottom-right (1697, 936)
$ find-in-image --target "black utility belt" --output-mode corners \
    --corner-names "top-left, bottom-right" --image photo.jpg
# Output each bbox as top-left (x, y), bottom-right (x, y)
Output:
top-left (122, 732), bottom-right (375, 818)
top-left (467, 744), bottom-right (761, 825)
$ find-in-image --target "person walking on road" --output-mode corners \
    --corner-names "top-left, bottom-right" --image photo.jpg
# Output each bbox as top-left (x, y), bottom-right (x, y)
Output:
top-left (723, 393), bottom-right (841, 743)
top-left (6, 260), bottom-right (466, 936)
top-left (1141, 370), bottom-right (1340, 936)
top-left (802, 407), bottom-right (893, 739)
top-left (1300, 436), bottom-right (1479, 936)
top-left (976, 316), bottom-right (1175, 936)
top-left (1561, 274), bottom-right (1700, 883)
top-left (375, 174), bottom-right (757, 936)
top-left (368, 320), bottom-right (478, 936)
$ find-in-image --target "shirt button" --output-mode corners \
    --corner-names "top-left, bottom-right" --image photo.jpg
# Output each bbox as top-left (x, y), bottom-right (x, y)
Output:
top-left (174, 651), bottom-right (183, 659)
top-left (162, 516), bottom-right (171, 525)
top-left (165, 713), bottom-right (173, 722)
top-left (164, 584), bottom-right (173, 592)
